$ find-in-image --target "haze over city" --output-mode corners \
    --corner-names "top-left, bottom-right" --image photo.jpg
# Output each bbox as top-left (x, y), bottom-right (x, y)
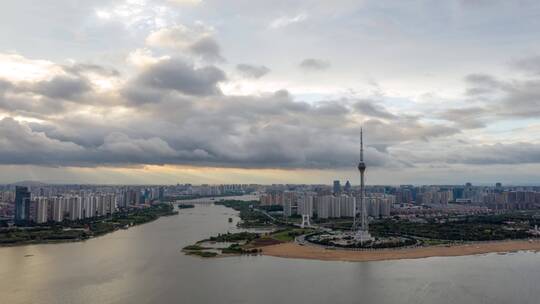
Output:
top-left (1, 0), bottom-right (540, 184)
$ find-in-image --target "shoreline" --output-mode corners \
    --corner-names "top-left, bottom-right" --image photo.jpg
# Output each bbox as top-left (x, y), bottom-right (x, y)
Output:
top-left (0, 205), bottom-right (178, 248)
top-left (261, 239), bottom-right (540, 262)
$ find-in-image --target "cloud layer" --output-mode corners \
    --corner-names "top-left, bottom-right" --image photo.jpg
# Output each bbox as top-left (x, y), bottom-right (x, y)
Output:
top-left (1, 0), bottom-right (540, 184)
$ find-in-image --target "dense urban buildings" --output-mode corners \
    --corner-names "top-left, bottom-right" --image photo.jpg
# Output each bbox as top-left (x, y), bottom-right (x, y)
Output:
top-left (2, 181), bottom-right (540, 227)
top-left (0, 183), bottom-right (255, 226)
top-left (258, 182), bottom-right (540, 221)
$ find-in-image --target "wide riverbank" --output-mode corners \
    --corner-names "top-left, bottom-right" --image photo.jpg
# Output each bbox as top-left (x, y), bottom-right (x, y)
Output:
top-left (261, 239), bottom-right (540, 262)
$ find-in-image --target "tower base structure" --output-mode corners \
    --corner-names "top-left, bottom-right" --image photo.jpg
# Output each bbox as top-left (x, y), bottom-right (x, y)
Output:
top-left (300, 214), bottom-right (311, 228)
top-left (353, 229), bottom-right (373, 244)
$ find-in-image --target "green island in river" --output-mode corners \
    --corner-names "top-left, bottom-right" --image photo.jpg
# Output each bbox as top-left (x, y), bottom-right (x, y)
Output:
top-left (183, 199), bottom-right (314, 258)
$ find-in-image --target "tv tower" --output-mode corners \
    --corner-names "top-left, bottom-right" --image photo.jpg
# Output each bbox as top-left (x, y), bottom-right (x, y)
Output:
top-left (353, 127), bottom-right (372, 243)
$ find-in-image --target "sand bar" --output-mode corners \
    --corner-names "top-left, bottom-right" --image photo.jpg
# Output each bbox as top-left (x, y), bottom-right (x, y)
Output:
top-left (261, 240), bottom-right (540, 262)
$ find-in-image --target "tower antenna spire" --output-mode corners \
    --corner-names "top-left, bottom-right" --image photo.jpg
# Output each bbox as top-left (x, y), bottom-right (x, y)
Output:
top-left (360, 127), bottom-right (363, 162)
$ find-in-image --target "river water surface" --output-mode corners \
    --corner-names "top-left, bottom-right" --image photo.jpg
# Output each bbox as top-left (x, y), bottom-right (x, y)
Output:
top-left (1, 201), bottom-right (539, 304)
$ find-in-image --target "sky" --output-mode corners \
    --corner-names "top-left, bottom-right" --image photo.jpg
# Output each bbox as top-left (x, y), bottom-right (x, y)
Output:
top-left (1, 0), bottom-right (540, 185)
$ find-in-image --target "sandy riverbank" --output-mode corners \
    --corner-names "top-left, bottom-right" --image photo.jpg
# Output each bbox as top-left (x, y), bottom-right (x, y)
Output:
top-left (261, 240), bottom-right (540, 262)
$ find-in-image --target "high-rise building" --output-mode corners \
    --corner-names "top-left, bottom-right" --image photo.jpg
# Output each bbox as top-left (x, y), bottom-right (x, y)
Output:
top-left (298, 195), bottom-right (314, 217)
top-left (36, 197), bottom-right (48, 224)
top-left (52, 197), bottom-right (64, 222)
top-left (315, 195), bottom-right (332, 219)
top-left (329, 196), bottom-right (341, 218)
top-left (15, 186), bottom-right (31, 223)
top-left (333, 180), bottom-right (341, 195)
top-left (339, 195), bottom-right (356, 217)
top-left (343, 181), bottom-right (352, 193)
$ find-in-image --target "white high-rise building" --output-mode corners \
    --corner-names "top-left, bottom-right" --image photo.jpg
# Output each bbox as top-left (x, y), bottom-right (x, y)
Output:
top-left (367, 198), bottom-right (380, 218)
top-left (52, 197), bottom-right (63, 222)
top-left (36, 197), bottom-right (48, 224)
top-left (69, 196), bottom-right (82, 221)
top-left (329, 196), bottom-right (341, 218)
top-left (316, 195), bottom-right (332, 219)
top-left (298, 195), bottom-right (314, 217)
top-left (339, 195), bottom-right (356, 217)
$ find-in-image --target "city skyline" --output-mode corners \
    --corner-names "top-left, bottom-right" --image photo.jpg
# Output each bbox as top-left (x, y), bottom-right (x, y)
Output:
top-left (1, 1), bottom-right (540, 184)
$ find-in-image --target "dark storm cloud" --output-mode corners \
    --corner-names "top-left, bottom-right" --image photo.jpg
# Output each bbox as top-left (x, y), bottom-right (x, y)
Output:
top-left (236, 64), bottom-right (271, 79)
top-left (299, 58), bottom-right (330, 71)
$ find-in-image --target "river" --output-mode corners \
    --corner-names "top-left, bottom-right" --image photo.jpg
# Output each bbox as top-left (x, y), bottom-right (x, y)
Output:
top-left (1, 200), bottom-right (539, 304)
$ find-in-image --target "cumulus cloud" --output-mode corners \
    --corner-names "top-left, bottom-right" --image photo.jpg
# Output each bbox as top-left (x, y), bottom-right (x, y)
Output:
top-left (29, 75), bottom-right (91, 100)
top-left (236, 64), bottom-right (271, 79)
top-left (7, 51), bottom-right (540, 172)
top-left (123, 58), bottom-right (226, 103)
top-left (299, 58), bottom-right (331, 71)
top-left (127, 48), bottom-right (169, 67)
top-left (146, 23), bottom-right (223, 62)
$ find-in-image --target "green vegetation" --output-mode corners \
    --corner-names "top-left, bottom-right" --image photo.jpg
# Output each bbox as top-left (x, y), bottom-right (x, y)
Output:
top-left (183, 244), bottom-right (210, 251)
top-left (208, 231), bottom-right (259, 243)
top-left (214, 200), bottom-right (258, 210)
top-left (0, 203), bottom-right (178, 246)
top-left (370, 214), bottom-right (536, 242)
top-left (187, 251), bottom-right (218, 258)
top-left (215, 200), bottom-right (276, 228)
top-left (270, 228), bottom-right (314, 242)
top-left (221, 243), bottom-right (261, 255)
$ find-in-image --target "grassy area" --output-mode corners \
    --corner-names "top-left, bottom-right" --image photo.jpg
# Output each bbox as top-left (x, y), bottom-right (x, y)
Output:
top-left (270, 228), bottom-right (314, 242)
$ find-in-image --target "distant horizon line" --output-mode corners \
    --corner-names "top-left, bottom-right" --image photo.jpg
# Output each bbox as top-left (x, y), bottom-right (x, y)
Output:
top-left (3, 180), bottom-right (540, 187)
